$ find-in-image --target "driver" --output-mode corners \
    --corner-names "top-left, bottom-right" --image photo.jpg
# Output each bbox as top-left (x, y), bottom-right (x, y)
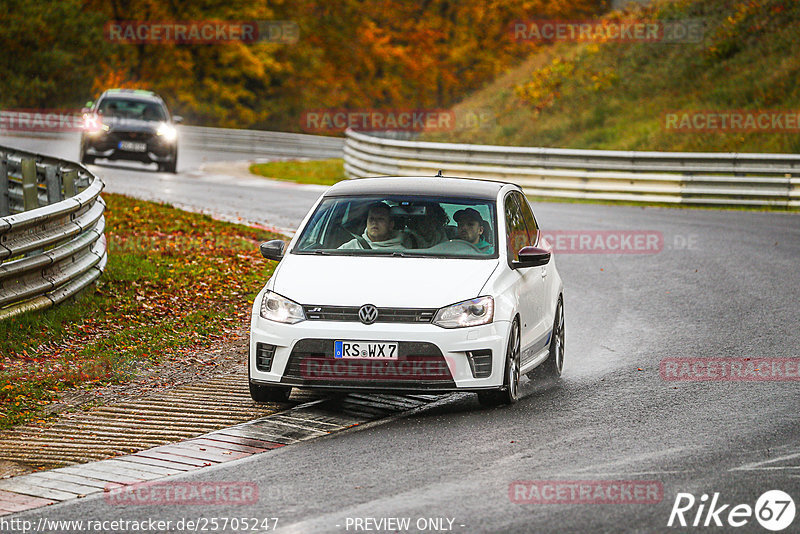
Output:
top-left (453, 208), bottom-right (494, 254)
top-left (339, 202), bottom-right (408, 249)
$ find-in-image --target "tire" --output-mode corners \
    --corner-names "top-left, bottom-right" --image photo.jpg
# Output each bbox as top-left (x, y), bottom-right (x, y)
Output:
top-left (249, 382), bottom-right (291, 403)
top-left (527, 297), bottom-right (564, 381)
top-left (166, 150), bottom-right (177, 173)
top-left (157, 151), bottom-right (177, 173)
top-left (80, 151), bottom-right (95, 165)
top-left (478, 318), bottom-right (521, 407)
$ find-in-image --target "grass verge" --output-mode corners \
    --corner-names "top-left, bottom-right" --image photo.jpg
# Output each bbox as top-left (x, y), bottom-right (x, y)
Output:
top-left (249, 159), bottom-right (346, 186)
top-left (0, 194), bottom-right (282, 429)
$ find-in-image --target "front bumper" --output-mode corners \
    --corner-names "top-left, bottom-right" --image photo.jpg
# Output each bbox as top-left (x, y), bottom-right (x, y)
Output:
top-left (249, 315), bottom-right (509, 392)
top-left (82, 133), bottom-right (176, 163)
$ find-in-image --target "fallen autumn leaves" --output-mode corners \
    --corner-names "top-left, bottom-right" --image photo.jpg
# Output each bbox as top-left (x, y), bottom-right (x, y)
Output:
top-left (0, 193), bottom-right (282, 429)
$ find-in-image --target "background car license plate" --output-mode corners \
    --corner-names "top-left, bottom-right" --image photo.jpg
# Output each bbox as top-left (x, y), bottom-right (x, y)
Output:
top-left (118, 141), bottom-right (147, 152)
top-left (334, 340), bottom-right (398, 360)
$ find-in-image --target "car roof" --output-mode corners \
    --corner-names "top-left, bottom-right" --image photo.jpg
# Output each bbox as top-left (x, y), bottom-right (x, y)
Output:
top-left (325, 176), bottom-right (515, 199)
top-left (100, 89), bottom-right (163, 103)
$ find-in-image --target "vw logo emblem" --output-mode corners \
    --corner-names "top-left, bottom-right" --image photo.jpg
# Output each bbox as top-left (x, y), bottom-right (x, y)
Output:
top-left (358, 304), bottom-right (379, 325)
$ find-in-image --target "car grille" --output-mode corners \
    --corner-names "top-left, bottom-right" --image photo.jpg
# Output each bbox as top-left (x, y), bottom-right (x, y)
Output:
top-left (109, 131), bottom-right (156, 142)
top-left (281, 338), bottom-right (455, 390)
top-left (302, 305), bottom-right (436, 323)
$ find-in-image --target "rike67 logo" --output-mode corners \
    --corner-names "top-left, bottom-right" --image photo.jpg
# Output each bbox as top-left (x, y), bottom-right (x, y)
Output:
top-left (668, 490), bottom-right (796, 531)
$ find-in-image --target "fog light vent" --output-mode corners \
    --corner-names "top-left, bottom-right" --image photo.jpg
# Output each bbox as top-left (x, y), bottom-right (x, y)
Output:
top-left (256, 343), bottom-right (277, 372)
top-left (466, 350), bottom-right (492, 378)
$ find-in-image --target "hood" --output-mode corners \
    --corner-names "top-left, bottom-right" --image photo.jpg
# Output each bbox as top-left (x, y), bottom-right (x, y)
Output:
top-left (272, 254), bottom-right (498, 308)
top-left (103, 117), bottom-right (159, 133)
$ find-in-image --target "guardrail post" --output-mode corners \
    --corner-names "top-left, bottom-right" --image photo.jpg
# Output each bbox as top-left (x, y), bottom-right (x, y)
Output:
top-left (0, 151), bottom-right (8, 216)
top-left (45, 165), bottom-right (63, 204)
top-left (21, 158), bottom-right (39, 211)
top-left (63, 169), bottom-right (77, 198)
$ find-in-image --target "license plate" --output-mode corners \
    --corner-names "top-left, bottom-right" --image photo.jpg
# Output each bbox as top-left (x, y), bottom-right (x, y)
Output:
top-left (118, 141), bottom-right (147, 152)
top-left (334, 340), bottom-right (398, 360)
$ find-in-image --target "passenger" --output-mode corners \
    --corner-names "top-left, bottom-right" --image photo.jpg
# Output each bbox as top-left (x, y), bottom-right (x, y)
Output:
top-left (453, 208), bottom-right (494, 254)
top-left (339, 202), bottom-right (408, 250)
top-left (142, 105), bottom-right (158, 121)
top-left (407, 202), bottom-right (449, 248)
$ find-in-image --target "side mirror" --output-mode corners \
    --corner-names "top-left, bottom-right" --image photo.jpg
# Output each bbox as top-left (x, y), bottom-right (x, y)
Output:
top-left (259, 240), bottom-right (286, 261)
top-left (172, 115), bottom-right (183, 124)
top-left (514, 246), bottom-right (550, 268)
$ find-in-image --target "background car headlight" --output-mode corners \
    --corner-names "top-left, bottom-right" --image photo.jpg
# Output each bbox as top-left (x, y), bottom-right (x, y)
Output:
top-left (260, 290), bottom-right (305, 324)
top-left (83, 114), bottom-right (108, 136)
top-left (433, 296), bottom-right (494, 328)
top-left (156, 122), bottom-right (178, 142)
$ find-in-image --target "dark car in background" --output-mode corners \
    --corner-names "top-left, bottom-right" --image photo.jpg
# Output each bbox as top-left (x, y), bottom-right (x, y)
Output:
top-left (80, 89), bottom-right (182, 173)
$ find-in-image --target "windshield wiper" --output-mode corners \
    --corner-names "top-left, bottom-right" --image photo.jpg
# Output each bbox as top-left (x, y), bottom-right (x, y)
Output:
top-left (296, 249), bottom-right (331, 255)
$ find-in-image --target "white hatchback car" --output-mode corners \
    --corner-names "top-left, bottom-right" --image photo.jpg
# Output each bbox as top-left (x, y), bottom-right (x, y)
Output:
top-left (249, 176), bottom-right (564, 406)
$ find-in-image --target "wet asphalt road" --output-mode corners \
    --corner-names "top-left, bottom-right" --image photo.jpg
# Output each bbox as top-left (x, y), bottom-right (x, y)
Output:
top-left (0, 133), bottom-right (323, 232)
top-left (2, 133), bottom-right (799, 533)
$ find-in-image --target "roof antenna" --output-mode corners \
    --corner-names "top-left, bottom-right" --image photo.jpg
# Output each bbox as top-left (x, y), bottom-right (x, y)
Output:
top-left (435, 170), bottom-right (443, 178)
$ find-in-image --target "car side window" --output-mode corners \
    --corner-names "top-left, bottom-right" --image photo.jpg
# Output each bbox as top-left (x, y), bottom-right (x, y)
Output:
top-left (504, 194), bottom-right (527, 262)
top-left (515, 192), bottom-right (539, 246)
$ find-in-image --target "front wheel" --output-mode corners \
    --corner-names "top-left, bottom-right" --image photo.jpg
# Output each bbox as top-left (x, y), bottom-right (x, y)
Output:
top-left (478, 318), bottom-right (521, 407)
top-left (165, 150), bottom-right (178, 173)
top-left (527, 296), bottom-right (564, 380)
top-left (249, 382), bottom-right (291, 403)
top-left (158, 150), bottom-right (178, 173)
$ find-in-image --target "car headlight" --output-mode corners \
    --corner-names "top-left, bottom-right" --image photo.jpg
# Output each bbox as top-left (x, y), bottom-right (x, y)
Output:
top-left (433, 296), bottom-right (494, 329)
top-left (83, 114), bottom-right (108, 136)
top-left (260, 290), bottom-right (305, 324)
top-left (156, 122), bottom-right (178, 142)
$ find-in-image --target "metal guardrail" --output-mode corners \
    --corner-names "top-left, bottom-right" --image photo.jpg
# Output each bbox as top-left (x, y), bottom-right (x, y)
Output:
top-left (180, 125), bottom-right (344, 159)
top-left (0, 146), bottom-right (107, 319)
top-left (343, 129), bottom-right (800, 207)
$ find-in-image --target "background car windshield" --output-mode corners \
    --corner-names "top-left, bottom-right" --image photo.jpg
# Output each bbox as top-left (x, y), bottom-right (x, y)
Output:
top-left (98, 98), bottom-right (166, 121)
top-left (293, 196), bottom-right (497, 258)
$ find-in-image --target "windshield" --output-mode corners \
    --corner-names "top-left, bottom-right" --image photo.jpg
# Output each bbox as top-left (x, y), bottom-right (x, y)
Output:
top-left (97, 98), bottom-right (167, 121)
top-left (293, 195), bottom-right (498, 258)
